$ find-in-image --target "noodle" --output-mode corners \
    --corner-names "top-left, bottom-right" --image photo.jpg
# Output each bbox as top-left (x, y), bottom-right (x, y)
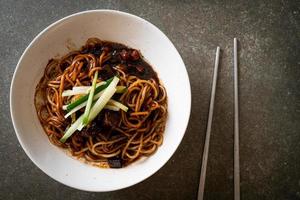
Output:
top-left (35, 38), bottom-right (167, 168)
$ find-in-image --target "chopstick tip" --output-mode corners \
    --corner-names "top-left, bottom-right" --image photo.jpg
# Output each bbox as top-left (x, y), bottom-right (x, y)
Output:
top-left (234, 38), bottom-right (238, 47)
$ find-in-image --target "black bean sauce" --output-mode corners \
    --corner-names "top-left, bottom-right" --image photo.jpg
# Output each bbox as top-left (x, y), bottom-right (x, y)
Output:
top-left (80, 41), bottom-right (159, 82)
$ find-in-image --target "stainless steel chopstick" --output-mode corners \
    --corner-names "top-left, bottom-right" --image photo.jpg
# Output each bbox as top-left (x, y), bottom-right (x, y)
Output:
top-left (197, 46), bottom-right (220, 200)
top-left (233, 38), bottom-right (240, 200)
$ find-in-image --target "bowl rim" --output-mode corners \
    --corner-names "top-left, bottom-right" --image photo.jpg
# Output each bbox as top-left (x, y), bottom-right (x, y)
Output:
top-left (10, 9), bottom-right (191, 192)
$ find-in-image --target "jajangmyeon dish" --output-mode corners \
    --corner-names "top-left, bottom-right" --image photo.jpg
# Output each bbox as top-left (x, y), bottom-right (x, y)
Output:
top-left (34, 38), bottom-right (167, 168)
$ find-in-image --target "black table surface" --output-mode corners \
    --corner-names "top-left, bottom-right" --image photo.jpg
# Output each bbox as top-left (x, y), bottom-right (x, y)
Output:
top-left (1, 1), bottom-right (299, 199)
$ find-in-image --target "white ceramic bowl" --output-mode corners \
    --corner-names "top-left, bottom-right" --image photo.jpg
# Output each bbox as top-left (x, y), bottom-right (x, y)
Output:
top-left (10, 10), bottom-right (191, 192)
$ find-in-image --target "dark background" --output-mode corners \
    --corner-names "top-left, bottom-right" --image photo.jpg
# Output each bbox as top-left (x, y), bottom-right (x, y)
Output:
top-left (0, 0), bottom-right (299, 199)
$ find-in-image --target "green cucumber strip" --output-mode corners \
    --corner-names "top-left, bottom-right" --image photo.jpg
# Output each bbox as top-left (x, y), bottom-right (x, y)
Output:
top-left (82, 71), bottom-right (98, 125)
top-left (108, 99), bottom-right (128, 112)
top-left (60, 115), bottom-right (83, 143)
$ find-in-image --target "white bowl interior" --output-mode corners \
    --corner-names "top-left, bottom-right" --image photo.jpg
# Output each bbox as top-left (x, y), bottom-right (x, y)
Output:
top-left (10, 10), bottom-right (191, 192)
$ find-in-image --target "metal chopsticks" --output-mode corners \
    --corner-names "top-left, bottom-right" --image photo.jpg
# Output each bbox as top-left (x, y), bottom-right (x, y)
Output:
top-left (233, 38), bottom-right (240, 200)
top-left (197, 39), bottom-right (240, 199)
top-left (197, 46), bottom-right (220, 200)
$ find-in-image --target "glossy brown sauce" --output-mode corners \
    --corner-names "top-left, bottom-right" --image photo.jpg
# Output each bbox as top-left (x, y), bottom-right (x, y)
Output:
top-left (77, 41), bottom-right (159, 82)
